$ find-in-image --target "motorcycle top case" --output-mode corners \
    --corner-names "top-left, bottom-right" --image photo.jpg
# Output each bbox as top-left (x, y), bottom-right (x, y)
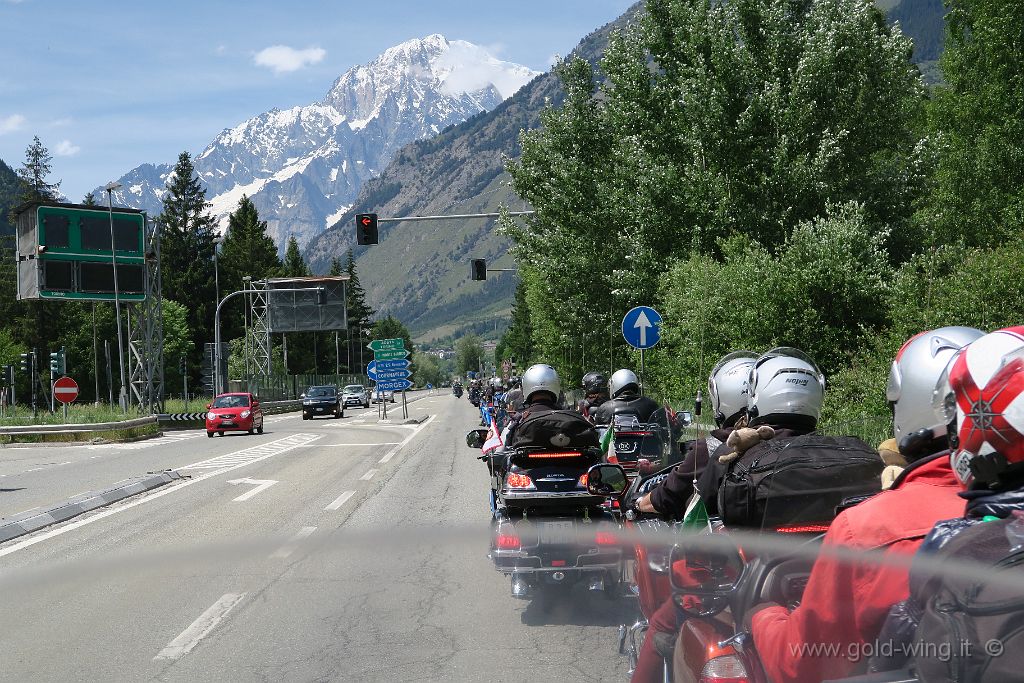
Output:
top-left (509, 409), bottom-right (600, 451)
top-left (717, 433), bottom-right (883, 530)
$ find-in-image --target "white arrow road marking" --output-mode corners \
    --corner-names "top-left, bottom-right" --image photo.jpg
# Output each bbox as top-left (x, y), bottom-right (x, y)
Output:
top-left (270, 526), bottom-right (317, 558)
top-left (154, 592), bottom-right (246, 661)
top-left (634, 310), bottom-right (652, 347)
top-left (226, 478), bottom-right (278, 502)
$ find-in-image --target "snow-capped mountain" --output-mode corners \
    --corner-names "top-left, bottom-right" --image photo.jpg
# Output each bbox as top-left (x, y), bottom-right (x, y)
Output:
top-left (97, 35), bottom-right (538, 252)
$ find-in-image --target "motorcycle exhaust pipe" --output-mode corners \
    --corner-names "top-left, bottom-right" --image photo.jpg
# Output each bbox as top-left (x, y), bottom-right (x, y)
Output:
top-left (511, 575), bottom-right (531, 599)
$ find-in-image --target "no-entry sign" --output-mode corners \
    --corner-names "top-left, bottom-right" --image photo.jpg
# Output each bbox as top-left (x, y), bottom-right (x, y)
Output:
top-left (53, 376), bottom-right (79, 404)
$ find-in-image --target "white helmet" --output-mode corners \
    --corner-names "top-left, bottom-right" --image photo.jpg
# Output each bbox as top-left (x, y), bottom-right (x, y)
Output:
top-left (708, 351), bottom-right (758, 427)
top-left (609, 369), bottom-right (640, 399)
top-left (521, 364), bottom-right (560, 403)
top-left (886, 326), bottom-right (985, 455)
top-left (747, 348), bottom-right (825, 427)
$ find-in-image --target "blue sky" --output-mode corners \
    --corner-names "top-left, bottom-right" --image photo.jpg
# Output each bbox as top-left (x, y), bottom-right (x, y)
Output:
top-left (0, 0), bottom-right (636, 200)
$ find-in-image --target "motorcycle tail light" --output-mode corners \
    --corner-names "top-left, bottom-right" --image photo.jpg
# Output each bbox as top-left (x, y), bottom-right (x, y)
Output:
top-left (506, 473), bottom-right (535, 489)
top-left (595, 531), bottom-right (618, 546)
top-left (577, 473), bottom-right (588, 487)
top-left (774, 522), bottom-right (831, 533)
top-left (496, 533), bottom-right (521, 550)
top-left (699, 654), bottom-right (750, 683)
top-left (526, 451), bottom-right (581, 459)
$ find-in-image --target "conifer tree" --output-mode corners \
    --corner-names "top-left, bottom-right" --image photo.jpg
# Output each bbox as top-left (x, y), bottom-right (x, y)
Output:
top-left (219, 195), bottom-right (282, 342)
top-left (157, 152), bottom-right (218, 372)
top-left (341, 249), bottom-right (375, 372)
top-left (16, 136), bottom-right (61, 203)
top-left (281, 236), bottom-right (309, 277)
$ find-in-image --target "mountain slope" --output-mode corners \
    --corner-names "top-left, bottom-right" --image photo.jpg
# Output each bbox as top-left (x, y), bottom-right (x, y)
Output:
top-left (0, 157), bottom-right (21, 235)
top-left (97, 35), bottom-right (537, 252)
top-left (305, 4), bottom-right (644, 342)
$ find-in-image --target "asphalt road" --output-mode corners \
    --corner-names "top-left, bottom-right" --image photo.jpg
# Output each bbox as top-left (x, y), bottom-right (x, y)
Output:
top-left (0, 393), bottom-right (633, 682)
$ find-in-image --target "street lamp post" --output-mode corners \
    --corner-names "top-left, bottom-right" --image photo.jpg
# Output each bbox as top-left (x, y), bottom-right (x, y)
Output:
top-left (104, 181), bottom-right (127, 413)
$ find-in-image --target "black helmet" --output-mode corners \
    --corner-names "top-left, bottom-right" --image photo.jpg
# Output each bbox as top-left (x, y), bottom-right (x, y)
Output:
top-left (581, 371), bottom-right (607, 395)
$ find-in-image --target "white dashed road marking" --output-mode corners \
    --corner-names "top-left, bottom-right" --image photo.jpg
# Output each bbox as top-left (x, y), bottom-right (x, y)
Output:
top-left (359, 469), bottom-right (377, 481)
top-left (325, 490), bottom-right (355, 511)
top-left (270, 526), bottom-right (317, 558)
top-left (153, 593), bottom-right (246, 661)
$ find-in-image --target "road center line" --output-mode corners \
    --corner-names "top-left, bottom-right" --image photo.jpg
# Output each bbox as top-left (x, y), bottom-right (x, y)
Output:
top-left (378, 415), bottom-right (436, 464)
top-left (359, 469), bottom-right (378, 481)
top-left (317, 442), bottom-right (401, 447)
top-left (153, 592), bottom-right (246, 661)
top-left (324, 490), bottom-right (355, 511)
top-left (270, 526), bottom-right (317, 558)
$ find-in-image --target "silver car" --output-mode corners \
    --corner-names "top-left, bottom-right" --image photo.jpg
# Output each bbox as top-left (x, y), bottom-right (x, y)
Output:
top-left (342, 384), bottom-right (370, 408)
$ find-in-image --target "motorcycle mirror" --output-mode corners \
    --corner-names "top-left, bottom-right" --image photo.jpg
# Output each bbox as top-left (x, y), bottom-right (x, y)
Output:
top-left (205, 403), bottom-right (212, 410)
top-left (679, 411), bottom-right (693, 426)
top-left (465, 429), bottom-right (488, 449)
top-left (586, 463), bottom-right (628, 496)
top-left (668, 539), bottom-right (745, 597)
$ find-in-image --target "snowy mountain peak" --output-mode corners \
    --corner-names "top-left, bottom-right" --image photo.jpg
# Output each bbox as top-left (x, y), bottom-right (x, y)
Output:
top-left (100, 35), bottom-right (538, 254)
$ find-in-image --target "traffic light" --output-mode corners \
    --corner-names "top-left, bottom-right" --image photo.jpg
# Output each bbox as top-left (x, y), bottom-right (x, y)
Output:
top-left (49, 348), bottom-right (65, 376)
top-left (471, 259), bottom-right (487, 281)
top-left (355, 213), bottom-right (378, 245)
top-left (19, 352), bottom-right (31, 375)
top-left (179, 355), bottom-right (187, 374)
top-left (1, 365), bottom-right (11, 386)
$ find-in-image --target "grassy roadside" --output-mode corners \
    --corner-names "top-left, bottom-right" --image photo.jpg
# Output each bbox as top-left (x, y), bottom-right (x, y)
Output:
top-left (0, 421), bottom-right (161, 445)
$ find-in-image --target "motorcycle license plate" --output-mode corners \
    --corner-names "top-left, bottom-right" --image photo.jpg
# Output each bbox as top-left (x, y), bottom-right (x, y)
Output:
top-left (540, 520), bottom-right (575, 543)
top-left (616, 440), bottom-right (638, 453)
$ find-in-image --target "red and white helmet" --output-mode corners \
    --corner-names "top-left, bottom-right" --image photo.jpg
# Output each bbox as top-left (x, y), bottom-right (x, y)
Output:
top-left (934, 326), bottom-right (1024, 488)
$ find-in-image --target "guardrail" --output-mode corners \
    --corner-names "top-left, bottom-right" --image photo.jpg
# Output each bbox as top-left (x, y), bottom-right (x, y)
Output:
top-left (0, 415), bottom-right (158, 437)
top-left (157, 399), bottom-right (303, 426)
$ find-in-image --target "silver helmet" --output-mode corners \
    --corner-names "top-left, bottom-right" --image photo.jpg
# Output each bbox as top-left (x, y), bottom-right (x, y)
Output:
top-left (521, 364), bottom-right (561, 403)
top-left (609, 369), bottom-right (640, 399)
top-left (747, 347), bottom-right (825, 426)
top-left (708, 351), bottom-right (758, 427)
top-left (887, 326), bottom-right (984, 452)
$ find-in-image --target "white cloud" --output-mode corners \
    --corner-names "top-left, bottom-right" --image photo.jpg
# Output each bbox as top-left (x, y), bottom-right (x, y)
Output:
top-left (433, 40), bottom-right (539, 99)
top-left (54, 139), bottom-right (80, 156)
top-left (254, 45), bottom-right (326, 74)
top-left (0, 113), bottom-right (26, 135)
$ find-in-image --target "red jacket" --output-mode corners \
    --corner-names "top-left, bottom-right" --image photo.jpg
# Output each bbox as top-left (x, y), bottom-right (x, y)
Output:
top-left (750, 454), bottom-right (965, 683)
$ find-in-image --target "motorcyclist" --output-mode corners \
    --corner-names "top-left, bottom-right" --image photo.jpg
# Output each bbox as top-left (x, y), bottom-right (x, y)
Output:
top-left (505, 364), bottom-right (562, 447)
top-left (578, 371), bottom-right (609, 421)
top-left (868, 326), bottom-right (1024, 678)
top-left (747, 327), bottom-right (984, 683)
top-left (635, 351), bottom-right (758, 515)
top-left (632, 349), bottom-right (829, 683)
top-left (592, 369), bottom-right (660, 425)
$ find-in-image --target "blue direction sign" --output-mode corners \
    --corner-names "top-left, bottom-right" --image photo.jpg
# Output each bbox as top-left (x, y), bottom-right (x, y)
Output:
top-left (375, 359), bottom-right (410, 372)
top-left (376, 379), bottom-right (413, 391)
top-left (622, 306), bottom-right (663, 349)
top-left (366, 360), bottom-right (378, 381)
top-left (376, 369), bottom-right (412, 382)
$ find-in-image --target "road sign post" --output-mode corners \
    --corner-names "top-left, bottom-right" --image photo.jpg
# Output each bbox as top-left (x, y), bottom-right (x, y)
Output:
top-left (621, 306), bottom-right (663, 395)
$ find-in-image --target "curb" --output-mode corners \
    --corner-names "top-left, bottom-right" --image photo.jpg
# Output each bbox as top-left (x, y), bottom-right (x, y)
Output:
top-left (0, 470), bottom-right (184, 544)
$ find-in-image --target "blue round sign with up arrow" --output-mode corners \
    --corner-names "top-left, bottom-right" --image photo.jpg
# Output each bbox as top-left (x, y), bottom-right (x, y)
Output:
top-left (621, 306), bottom-right (663, 349)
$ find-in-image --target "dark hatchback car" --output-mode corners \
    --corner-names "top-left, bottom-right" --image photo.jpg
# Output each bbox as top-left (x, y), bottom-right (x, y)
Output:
top-left (302, 385), bottom-right (344, 420)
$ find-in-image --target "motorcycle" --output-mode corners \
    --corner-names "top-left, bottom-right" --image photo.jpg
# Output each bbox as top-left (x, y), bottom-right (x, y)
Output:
top-left (598, 407), bottom-right (691, 477)
top-left (453, 385), bottom-right (463, 398)
top-left (467, 428), bottom-right (626, 600)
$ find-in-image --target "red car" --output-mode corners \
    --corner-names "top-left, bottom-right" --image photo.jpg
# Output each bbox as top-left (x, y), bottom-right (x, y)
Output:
top-left (205, 392), bottom-right (264, 437)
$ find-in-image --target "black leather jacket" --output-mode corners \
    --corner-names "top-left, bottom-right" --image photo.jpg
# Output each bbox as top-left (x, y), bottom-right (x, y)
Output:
top-left (592, 393), bottom-right (660, 425)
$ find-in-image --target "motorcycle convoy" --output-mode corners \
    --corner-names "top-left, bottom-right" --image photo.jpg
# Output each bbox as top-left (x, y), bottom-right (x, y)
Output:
top-left (461, 329), bottom-right (1024, 683)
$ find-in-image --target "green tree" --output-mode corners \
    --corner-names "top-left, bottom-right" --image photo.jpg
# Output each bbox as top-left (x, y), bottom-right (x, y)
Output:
top-left (495, 277), bottom-right (534, 367)
top-left (338, 249), bottom-right (375, 373)
top-left (162, 300), bottom-right (193, 396)
top-left (157, 152), bottom-right (217, 381)
top-left (218, 195), bottom-right (281, 342)
top-left (922, 0), bottom-right (1024, 247)
top-left (81, 193), bottom-right (98, 207)
top-left (281, 236), bottom-right (309, 277)
top-left (456, 333), bottom-right (485, 375)
top-left (16, 136), bottom-right (61, 203)
top-left (412, 351), bottom-right (445, 387)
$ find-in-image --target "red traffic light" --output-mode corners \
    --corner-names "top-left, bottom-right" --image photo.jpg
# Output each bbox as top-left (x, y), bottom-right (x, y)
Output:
top-left (355, 213), bottom-right (378, 245)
